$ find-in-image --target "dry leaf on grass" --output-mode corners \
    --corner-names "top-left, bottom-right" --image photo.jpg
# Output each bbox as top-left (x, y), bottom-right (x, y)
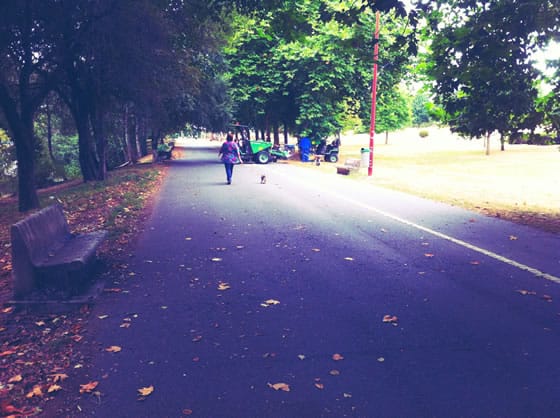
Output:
top-left (26, 385), bottom-right (43, 398)
top-left (48, 384), bottom-right (62, 393)
top-left (8, 374), bottom-right (22, 383)
top-left (50, 373), bottom-right (68, 383)
top-left (79, 381), bottom-right (99, 394)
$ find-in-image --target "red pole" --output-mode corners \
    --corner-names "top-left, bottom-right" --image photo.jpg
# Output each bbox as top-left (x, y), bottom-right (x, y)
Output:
top-left (368, 11), bottom-right (380, 177)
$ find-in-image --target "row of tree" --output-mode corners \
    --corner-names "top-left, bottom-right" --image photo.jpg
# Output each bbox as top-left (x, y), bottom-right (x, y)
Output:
top-left (1, 0), bottom-right (559, 212)
top-left (0, 0), bottom-right (233, 211)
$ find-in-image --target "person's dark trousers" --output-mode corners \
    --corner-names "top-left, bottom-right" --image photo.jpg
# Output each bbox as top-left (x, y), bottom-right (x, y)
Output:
top-left (224, 163), bottom-right (234, 184)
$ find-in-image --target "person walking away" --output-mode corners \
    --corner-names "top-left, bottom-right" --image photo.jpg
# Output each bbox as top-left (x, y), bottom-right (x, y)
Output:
top-left (218, 132), bottom-right (242, 184)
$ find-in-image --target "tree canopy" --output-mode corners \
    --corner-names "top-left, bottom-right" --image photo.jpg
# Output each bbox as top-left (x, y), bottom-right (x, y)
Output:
top-left (1, 0), bottom-right (559, 211)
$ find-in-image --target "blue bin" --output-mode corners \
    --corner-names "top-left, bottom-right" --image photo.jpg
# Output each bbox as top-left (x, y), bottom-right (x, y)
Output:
top-left (299, 137), bottom-right (311, 161)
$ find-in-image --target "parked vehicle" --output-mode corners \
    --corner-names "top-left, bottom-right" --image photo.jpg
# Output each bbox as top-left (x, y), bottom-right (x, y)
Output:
top-left (230, 124), bottom-right (290, 164)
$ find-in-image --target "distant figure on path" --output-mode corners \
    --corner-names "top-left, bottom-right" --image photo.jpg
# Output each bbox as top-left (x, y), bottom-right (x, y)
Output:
top-left (218, 131), bottom-right (242, 184)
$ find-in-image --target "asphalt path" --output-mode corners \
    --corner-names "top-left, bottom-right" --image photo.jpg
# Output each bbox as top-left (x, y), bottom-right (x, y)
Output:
top-left (50, 141), bottom-right (560, 417)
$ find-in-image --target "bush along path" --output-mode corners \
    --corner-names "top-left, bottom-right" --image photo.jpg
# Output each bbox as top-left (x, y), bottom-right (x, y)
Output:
top-left (0, 164), bottom-right (166, 416)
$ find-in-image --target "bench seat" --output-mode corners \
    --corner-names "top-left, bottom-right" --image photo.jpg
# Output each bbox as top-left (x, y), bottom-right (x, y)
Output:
top-left (11, 204), bottom-right (108, 299)
top-left (336, 158), bottom-right (362, 175)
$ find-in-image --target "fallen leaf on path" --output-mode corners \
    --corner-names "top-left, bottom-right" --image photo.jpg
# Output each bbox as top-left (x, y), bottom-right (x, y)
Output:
top-left (377, 357), bottom-right (385, 362)
top-left (343, 392), bottom-right (352, 398)
top-left (217, 282), bottom-right (231, 291)
top-left (470, 261), bottom-right (480, 265)
top-left (265, 299), bottom-right (280, 305)
top-left (297, 354), bottom-right (306, 360)
top-left (268, 382), bottom-right (290, 392)
top-left (35, 321), bottom-right (45, 327)
top-left (211, 258), bottom-right (222, 262)
top-left (509, 235), bottom-right (518, 240)
top-left (192, 335), bottom-right (203, 342)
top-left (105, 346), bottom-right (122, 353)
top-left (424, 253), bottom-right (435, 258)
top-left (138, 385), bottom-right (154, 396)
top-left (329, 370), bottom-right (340, 376)
top-left (0, 349), bottom-right (16, 357)
top-left (332, 353), bottom-right (344, 361)
top-left (98, 315), bottom-right (109, 320)
top-left (382, 315), bottom-right (398, 323)
top-left (104, 288), bottom-right (122, 293)
top-left (79, 381), bottom-right (99, 394)
top-left (517, 290), bottom-right (536, 296)
top-left (315, 383), bottom-right (324, 390)
top-left (542, 294), bottom-right (553, 302)
top-left (312, 248), bottom-right (321, 252)
top-left (182, 409), bottom-right (193, 415)
top-left (344, 257), bottom-right (354, 261)
top-left (2, 306), bottom-right (14, 314)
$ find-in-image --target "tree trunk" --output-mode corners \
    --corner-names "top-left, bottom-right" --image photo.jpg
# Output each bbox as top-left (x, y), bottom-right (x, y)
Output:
top-left (134, 121), bottom-right (141, 158)
top-left (122, 104), bottom-right (132, 163)
top-left (75, 111), bottom-right (101, 181)
top-left (91, 107), bottom-right (107, 180)
top-left (0, 89), bottom-right (41, 213)
top-left (15, 117), bottom-right (40, 212)
top-left (283, 122), bottom-right (289, 144)
top-left (385, 131), bottom-right (389, 145)
top-left (485, 132), bottom-right (491, 156)
top-left (127, 115), bottom-right (139, 163)
top-left (273, 123), bottom-right (280, 145)
top-left (500, 133), bottom-right (505, 151)
top-left (46, 98), bottom-right (55, 161)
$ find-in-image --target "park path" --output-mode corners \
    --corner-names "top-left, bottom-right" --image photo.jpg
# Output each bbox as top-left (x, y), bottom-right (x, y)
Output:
top-left (47, 140), bottom-right (560, 417)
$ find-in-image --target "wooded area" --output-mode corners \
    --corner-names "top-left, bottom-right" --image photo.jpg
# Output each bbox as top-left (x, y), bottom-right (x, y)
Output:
top-left (0, 0), bottom-right (559, 212)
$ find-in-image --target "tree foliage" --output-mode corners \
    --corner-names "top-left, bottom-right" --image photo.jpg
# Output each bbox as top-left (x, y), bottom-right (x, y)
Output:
top-left (223, 1), bottom-right (416, 141)
top-left (422, 0), bottom-right (560, 152)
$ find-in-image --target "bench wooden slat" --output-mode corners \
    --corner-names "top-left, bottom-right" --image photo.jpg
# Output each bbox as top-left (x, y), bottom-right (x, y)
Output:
top-left (37, 230), bottom-right (108, 269)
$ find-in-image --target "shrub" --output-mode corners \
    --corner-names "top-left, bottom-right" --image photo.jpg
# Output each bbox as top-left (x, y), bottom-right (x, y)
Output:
top-left (418, 129), bottom-right (429, 138)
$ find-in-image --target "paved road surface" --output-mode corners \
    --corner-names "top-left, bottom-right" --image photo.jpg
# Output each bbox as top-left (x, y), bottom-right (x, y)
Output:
top-left (49, 141), bottom-right (560, 417)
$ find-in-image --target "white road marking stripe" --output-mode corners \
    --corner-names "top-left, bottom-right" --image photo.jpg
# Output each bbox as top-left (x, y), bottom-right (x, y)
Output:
top-left (277, 167), bottom-right (560, 284)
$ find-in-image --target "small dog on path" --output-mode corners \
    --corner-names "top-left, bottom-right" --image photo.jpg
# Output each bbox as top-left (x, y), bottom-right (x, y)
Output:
top-left (260, 174), bottom-right (267, 184)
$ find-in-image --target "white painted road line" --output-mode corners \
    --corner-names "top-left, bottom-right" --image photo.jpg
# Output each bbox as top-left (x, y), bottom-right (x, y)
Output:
top-left (278, 168), bottom-right (560, 284)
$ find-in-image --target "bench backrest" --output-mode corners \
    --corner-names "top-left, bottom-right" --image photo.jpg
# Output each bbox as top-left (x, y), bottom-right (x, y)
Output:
top-left (11, 204), bottom-right (71, 265)
top-left (344, 158), bottom-right (362, 169)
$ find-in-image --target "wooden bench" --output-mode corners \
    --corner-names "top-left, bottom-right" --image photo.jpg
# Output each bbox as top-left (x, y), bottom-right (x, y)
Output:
top-left (11, 204), bottom-right (108, 299)
top-left (157, 141), bottom-right (175, 160)
top-left (336, 158), bottom-right (362, 175)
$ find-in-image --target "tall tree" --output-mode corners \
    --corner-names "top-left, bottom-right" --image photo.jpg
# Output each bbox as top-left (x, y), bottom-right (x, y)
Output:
top-left (423, 0), bottom-right (560, 154)
top-left (0, 0), bottom-right (59, 211)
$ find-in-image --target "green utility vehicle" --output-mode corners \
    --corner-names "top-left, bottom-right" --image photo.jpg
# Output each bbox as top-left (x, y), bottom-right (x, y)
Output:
top-left (230, 124), bottom-right (291, 164)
